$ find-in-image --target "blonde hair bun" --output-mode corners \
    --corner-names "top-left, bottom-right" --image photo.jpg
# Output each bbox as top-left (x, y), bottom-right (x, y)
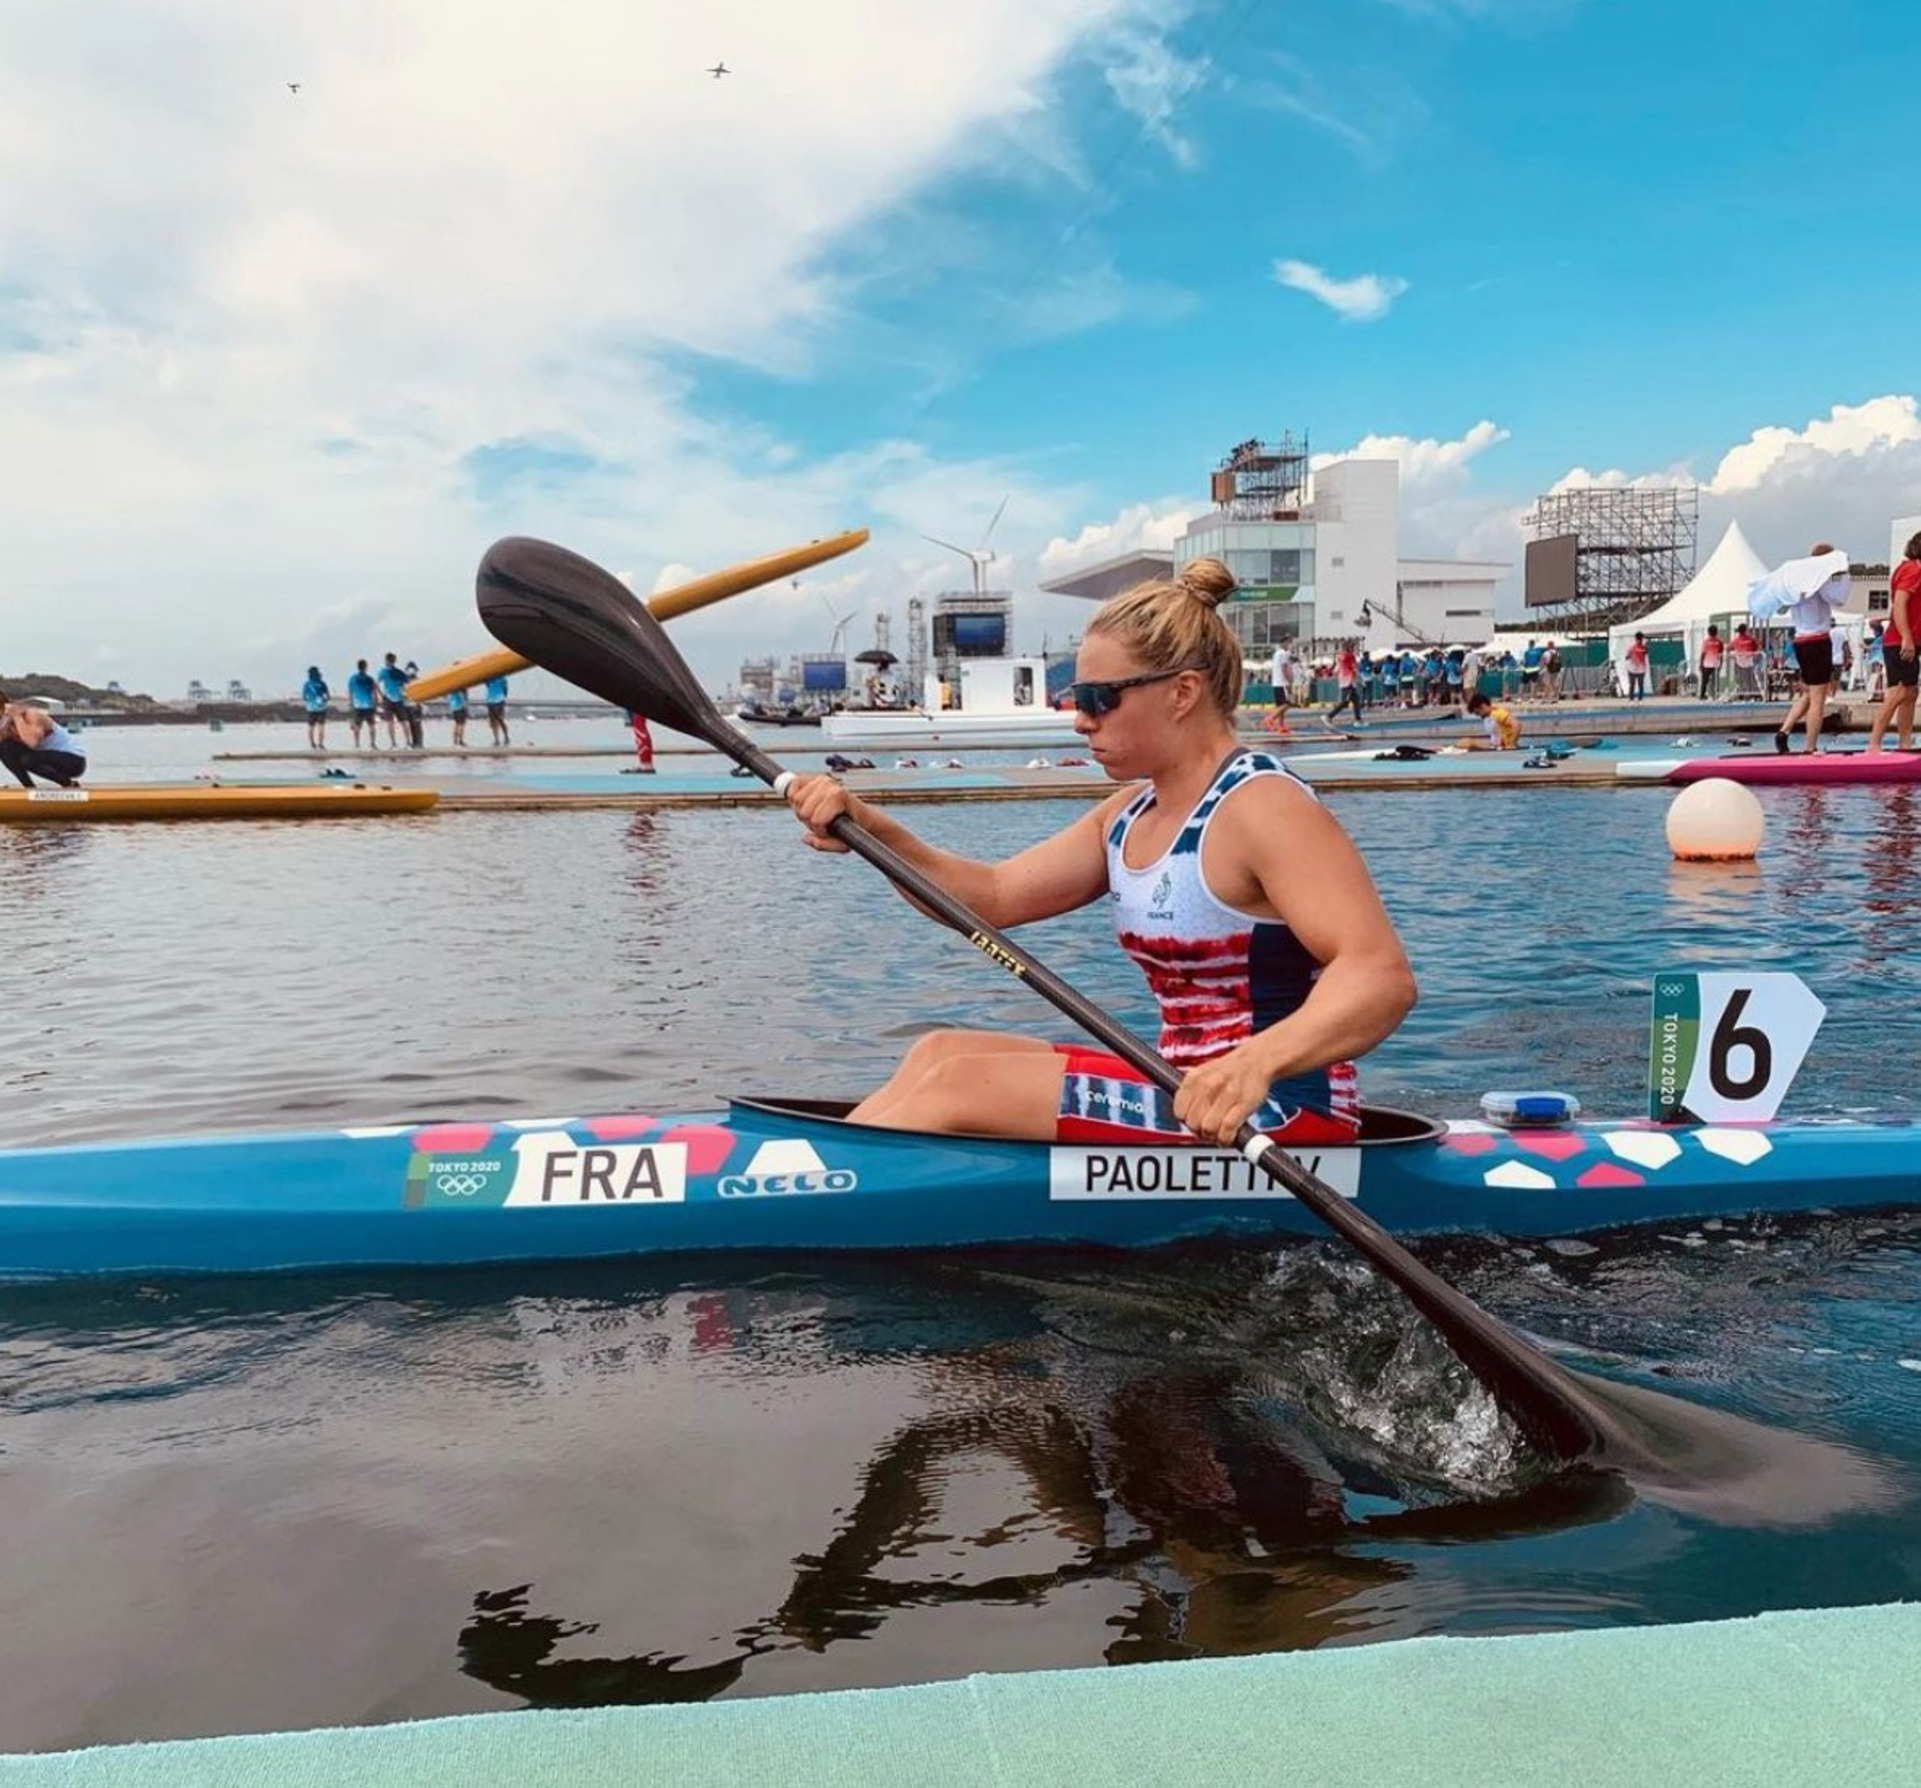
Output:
top-left (1176, 557), bottom-right (1237, 610)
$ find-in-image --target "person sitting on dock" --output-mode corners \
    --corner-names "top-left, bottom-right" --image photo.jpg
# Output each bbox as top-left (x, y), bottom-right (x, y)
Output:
top-left (0, 693), bottom-right (87, 788)
top-left (783, 557), bottom-right (1417, 1149)
top-left (346, 659), bottom-right (379, 747)
top-left (1461, 691), bottom-right (1521, 751)
top-left (301, 665), bottom-right (330, 749)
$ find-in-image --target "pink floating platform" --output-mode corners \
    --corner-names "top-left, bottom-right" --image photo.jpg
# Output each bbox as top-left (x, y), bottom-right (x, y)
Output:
top-left (1667, 751), bottom-right (1921, 787)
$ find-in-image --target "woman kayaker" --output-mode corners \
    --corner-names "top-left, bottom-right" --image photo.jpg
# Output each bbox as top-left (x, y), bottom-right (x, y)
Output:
top-left (784, 558), bottom-right (1417, 1148)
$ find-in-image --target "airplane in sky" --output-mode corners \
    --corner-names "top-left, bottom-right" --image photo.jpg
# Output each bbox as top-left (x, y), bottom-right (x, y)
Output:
top-left (706, 62), bottom-right (730, 79)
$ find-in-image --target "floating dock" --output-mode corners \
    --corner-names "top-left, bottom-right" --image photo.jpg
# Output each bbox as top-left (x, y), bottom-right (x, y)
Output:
top-left (5, 1602), bottom-right (1913, 1787)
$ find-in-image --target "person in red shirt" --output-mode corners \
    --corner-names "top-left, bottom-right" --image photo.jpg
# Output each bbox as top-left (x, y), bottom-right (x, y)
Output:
top-left (622, 709), bottom-right (657, 773)
top-left (1697, 624), bottom-right (1724, 700)
top-left (1622, 631), bottom-right (1650, 700)
top-left (1867, 531), bottom-right (1921, 753)
top-left (1325, 642), bottom-right (1364, 729)
top-left (1729, 623), bottom-right (1762, 697)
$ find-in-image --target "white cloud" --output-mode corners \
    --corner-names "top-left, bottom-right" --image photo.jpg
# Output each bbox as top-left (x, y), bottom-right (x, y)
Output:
top-left (1316, 420), bottom-right (1509, 490)
top-left (1705, 395), bottom-right (1921, 496)
top-left (0, 0), bottom-right (1176, 697)
top-left (1100, 24), bottom-right (1210, 169)
top-left (1272, 258), bottom-right (1407, 322)
top-left (1038, 497), bottom-right (1198, 575)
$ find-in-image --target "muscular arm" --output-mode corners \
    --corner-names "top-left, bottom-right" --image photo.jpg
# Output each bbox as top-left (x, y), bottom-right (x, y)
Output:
top-left (785, 776), bottom-right (1126, 928)
top-left (1174, 778), bottom-right (1417, 1142)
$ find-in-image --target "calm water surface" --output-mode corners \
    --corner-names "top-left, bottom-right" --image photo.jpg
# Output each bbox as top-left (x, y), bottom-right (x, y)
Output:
top-left (1, 721), bottom-right (1917, 1750)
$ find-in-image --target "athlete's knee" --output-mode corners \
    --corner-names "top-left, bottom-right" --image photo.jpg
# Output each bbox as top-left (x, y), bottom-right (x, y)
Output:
top-left (907, 1056), bottom-right (1013, 1133)
top-left (897, 1028), bottom-right (1000, 1073)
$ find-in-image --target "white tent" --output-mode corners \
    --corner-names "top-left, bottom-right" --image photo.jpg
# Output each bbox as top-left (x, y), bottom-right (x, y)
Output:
top-left (1605, 520), bottom-right (1769, 690)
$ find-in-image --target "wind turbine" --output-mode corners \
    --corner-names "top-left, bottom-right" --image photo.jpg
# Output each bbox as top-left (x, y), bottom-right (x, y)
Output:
top-left (922, 494), bottom-right (1009, 599)
top-left (810, 581), bottom-right (862, 656)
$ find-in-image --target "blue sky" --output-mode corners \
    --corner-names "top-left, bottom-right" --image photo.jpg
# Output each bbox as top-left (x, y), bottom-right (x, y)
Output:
top-left (2, 0), bottom-right (1917, 695)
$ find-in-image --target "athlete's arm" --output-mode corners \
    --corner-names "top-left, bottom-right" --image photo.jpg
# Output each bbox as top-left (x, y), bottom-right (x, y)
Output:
top-left (785, 775), bottom-right (1124, 928)
top-left (11, 707), bottom-right (48, 747)
top-left (1173, 778), bottom-right (1417, 1144)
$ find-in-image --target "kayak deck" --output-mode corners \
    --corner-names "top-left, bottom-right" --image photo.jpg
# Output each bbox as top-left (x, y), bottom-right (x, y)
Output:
top-left (0, 1097), bottom-right (1912, 1278)
top-left (0, 783), bottom-right (439, 822)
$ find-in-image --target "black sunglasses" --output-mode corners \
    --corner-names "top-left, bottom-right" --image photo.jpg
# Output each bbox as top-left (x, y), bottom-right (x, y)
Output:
top-left (1068, 667), bottom-right (1199, 718)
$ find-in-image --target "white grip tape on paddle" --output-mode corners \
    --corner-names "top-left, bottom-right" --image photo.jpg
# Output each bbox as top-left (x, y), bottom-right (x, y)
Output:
top-left (772, 771), bottom-right (795, 796)
top-left (1241, 1136), bottom-right (1269, 1165)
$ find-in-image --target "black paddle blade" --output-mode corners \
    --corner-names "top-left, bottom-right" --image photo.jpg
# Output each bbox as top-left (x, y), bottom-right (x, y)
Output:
top-left (475, 537), bottom-right (730, 750)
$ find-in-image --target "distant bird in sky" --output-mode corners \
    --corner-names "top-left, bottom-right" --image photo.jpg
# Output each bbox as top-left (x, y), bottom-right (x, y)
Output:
top-left (706, 62), bottom-right (730, 79)
top-left (287, 82), bottom-right (300, 94)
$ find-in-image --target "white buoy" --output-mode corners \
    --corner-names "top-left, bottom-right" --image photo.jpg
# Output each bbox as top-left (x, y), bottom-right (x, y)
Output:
top-left (1666, 777), bottom-right (1765, 861)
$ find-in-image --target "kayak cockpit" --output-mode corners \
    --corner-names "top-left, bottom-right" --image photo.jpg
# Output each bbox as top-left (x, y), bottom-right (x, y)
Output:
top-left (725, 1095), bottom-right (1448, 1146)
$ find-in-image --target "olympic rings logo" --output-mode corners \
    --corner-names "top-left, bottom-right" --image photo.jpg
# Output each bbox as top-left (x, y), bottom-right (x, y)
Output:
top-left (434, 1173), bottom-right (490, 1196)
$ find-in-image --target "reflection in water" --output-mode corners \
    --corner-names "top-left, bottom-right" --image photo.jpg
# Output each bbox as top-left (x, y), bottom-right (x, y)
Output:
top-left (458, 1377), bottom-right (1631, 1706)
top-left (1863, 787), bottom-right (1921, 928)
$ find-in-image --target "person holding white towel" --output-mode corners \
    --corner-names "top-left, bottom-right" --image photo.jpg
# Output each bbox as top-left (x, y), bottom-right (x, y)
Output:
top-left (1753, 543), bottom-right (1850, 754)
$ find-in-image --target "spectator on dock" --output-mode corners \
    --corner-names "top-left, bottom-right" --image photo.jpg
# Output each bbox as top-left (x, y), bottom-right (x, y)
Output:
top-left (1623, 632), bottom-right (1650, 700)
top-left (375, 653), bottom-right (410, 748)
top-left (0, 692), bottom-right (86, 788)
top-left (1697, 626), bottom-right (1723, 702)
top-left (1520, 639), bottom-right (1543, 700)
top-left (624, 709), bottom-right (656, 773)
top-left (1540, 642), bottom-right (1563, 703)
top-left (1865, 621), bottom-right (1887, 703)
top-left (346, 659), bottom-right (379, 747)
top-left (1325, 643), bottom-right (1364, 729)
top-left (301, 665), bottom-right (330, 749)
top-left (447, 685), bottom-right (470, 746)
top-left (1772, 543), bottom-right (1850, 755)
top-left (1461, 691), bottom-right (1521, 751)
top-left (1729, 623), bottom-right (1762, 698)
top-left (485, 673), bottom-right (511, 746)
top-left (1867, 533), bottom-right (1921, 754)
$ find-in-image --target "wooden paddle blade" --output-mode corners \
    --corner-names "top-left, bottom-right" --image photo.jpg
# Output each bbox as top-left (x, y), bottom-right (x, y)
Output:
top-left (475, 537), bottom-right (726, 747)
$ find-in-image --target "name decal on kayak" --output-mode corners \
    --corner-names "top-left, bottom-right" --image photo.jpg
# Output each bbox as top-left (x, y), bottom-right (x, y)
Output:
top-left (717, 1138), bottom-right (858, 1199)
top-left (1047, 1147), bottom-right (1361, 1201)
top-left (407, 1134), bottom-right (688, 1209)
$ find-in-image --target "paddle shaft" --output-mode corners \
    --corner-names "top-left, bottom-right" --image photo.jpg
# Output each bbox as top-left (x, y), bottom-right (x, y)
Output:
top-left (710, 736), bottom-right (1606, 1465)
top-left (408, 529), bottom-right (870, 701)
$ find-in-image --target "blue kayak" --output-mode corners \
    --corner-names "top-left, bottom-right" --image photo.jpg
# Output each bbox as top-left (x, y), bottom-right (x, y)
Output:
top-left (0, 1096), bottom-right (1913, 1278)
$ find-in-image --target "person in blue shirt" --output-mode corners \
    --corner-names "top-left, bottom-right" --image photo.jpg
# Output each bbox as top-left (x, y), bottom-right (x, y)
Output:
top-left (484, 673), bottom-right (511, 746)
top-left (0, 693), bottom-right (86, 788)
top-left (447, 685), bottom-right (470, 747)
top-left (375, 653), bottom-right (418, 748)
top-left (346, 658), bottom-right (379, 748)
top-left (301, 665), bottom-right (330, 750)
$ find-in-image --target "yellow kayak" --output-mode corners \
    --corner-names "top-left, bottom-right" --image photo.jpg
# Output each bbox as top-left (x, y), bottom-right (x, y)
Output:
top-left (0, 783), bottom-right (440, 823)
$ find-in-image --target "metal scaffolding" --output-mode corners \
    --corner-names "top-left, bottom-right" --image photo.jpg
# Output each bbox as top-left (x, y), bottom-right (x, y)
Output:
top-left (1210, 433), bottom-right (1311, 519)
top-left (1522, 486), bottom-right (1700, 631)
